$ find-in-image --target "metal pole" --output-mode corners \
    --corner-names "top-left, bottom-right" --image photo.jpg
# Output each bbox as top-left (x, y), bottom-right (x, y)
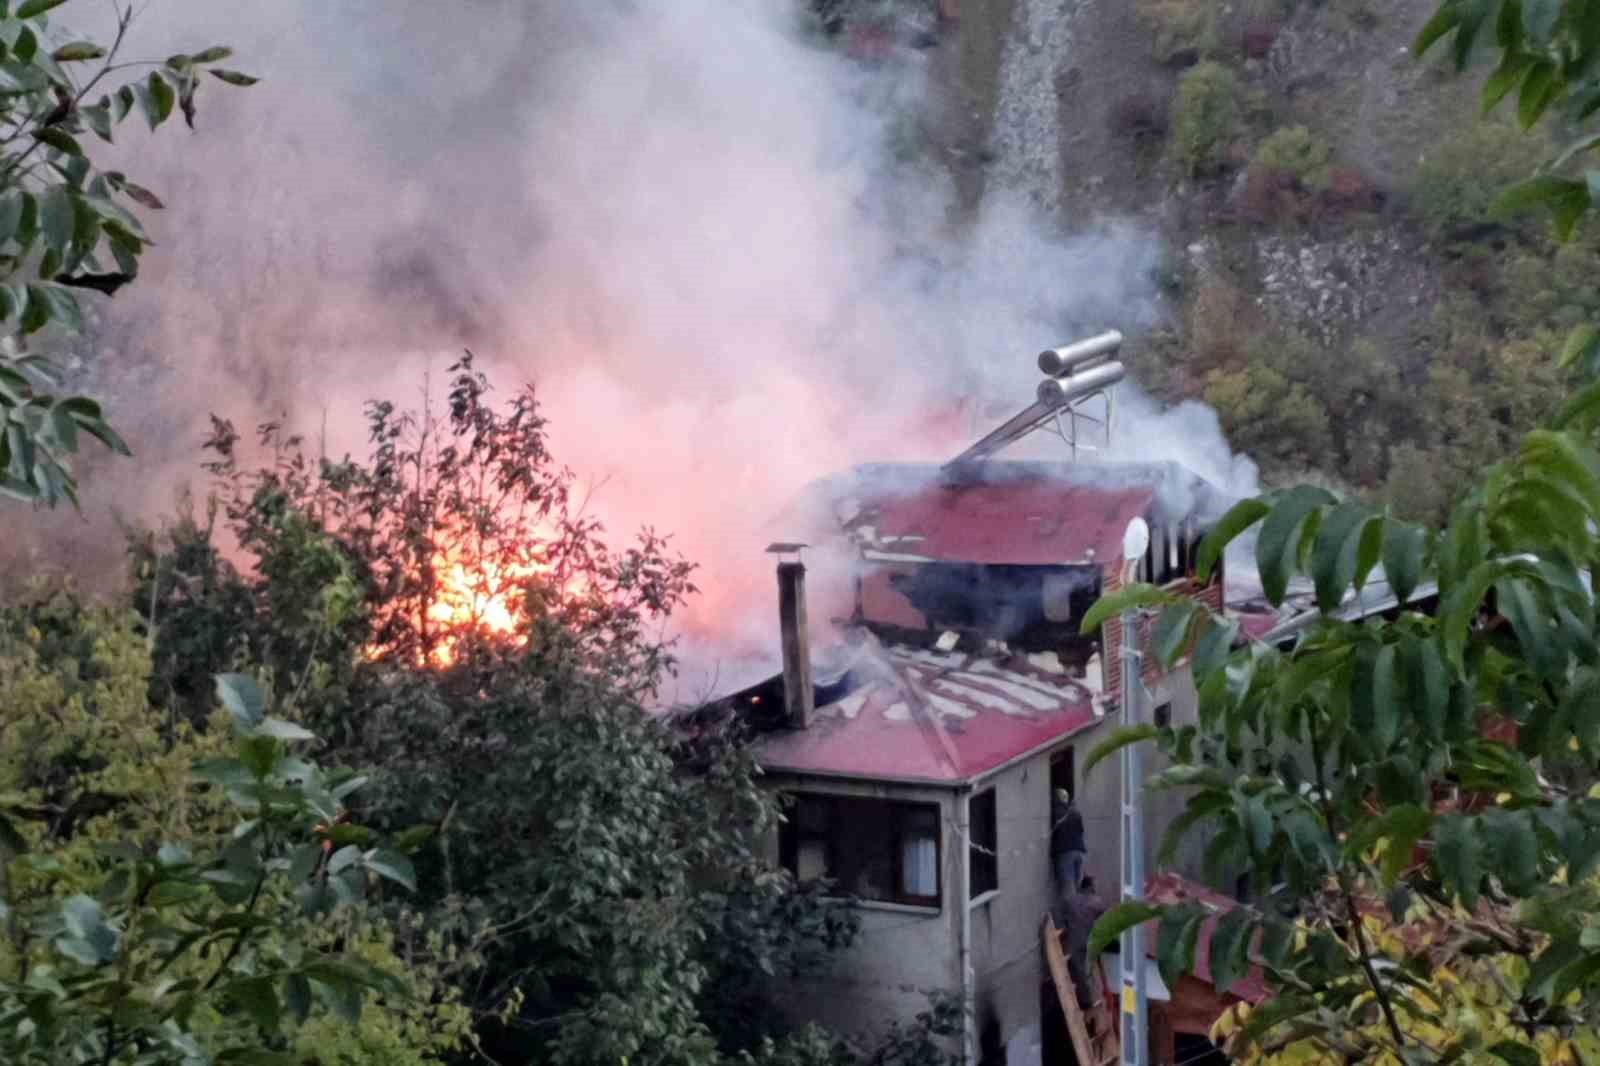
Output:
top-left (1119, 604), bottom-right (1149, 1066)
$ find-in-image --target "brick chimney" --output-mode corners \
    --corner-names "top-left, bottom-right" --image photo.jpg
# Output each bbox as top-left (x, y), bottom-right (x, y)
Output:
top-left (777, 560), bottom-right (814, 729)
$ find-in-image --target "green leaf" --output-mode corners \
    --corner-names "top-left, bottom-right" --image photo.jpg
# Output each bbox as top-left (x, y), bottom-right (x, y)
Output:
top-left (287, 842), bottom-right (322, 884)
top-left (215, 673), bottom-right (266, 730)
top-left (1518, 58), bottom-right (1559, 128)
top-left (32, 127), bottom-right (80, 157)
top-left (1241, 793), bottom-right (1273, 855)
top-left (1190, 617), bottom-right (1236, 684)
top-left (60, 894), bottom-right (117, 963)
top-left (1207, 907), bottom-right (1253, 995)
top-left (1497, 577), bottom-right (1561, 680)
top-left (327, 844), bottom-right (362, 875)
top-left (147, 72), bottom-right (175, 124)
top-left (51, 41), bottom-right (106, 62)
top-left (237, 735), bottom-right (279, 781)
top-left (1310, 502), bottom-right (1372, 613)
top-left (1488, 1041), bottom-right (1540, 1066)
top-left (1082, 725), bottom-right (1162, 780)
top-left (285, 973), bottom-right (313, 1024)
top-left (1347, 803), bottom-right (1433, 884)
top-left (209, 68), bottom-right (260, 87)
top-left (1151, 600), bottom-right (1200, 669)
top-left (255, 716), bottom-right (314, 741)
top-left (1195, 498), bottom-right (1270, 585)
top-left (392, 824), bottom-right (436, 855)
top-left (190, 46), bottom-right (234, 63)
top-left (79, 102), bottom-right (111, 142)
top-left (1440, 559), bottom-right (1519, 670)
top-left (1372, 643), bottom-right (1399, 751)
top-left (1155, 902), bottom-right (1207, 990)
top-left (1483, 50), bottom-right (1535, 112)
top-left (1433, 813), bottom-right (1483, 906)
top-left (229, 977), bottom-right (280, 1032)
top-left (14, 0), bottom-right (67, 17)
top-left (1413, 3), bottom-right (1461, 57)
top-left (1553, 377), bottom-right (1600, 429)
top-left (363, 848), bottom-right (417, 892)
top-left (1492, 175), bottom-right (1588, 228)
top-left (1078, 582), bottom-right (1178, 635)
top-left (330, 774), bottom-right (368, 800)
top-left (1086, 900), bottom-right (1162, 966)
top-left (192, 757), bottom-right (254, 787)
top-left (1255, 486), bottom-right (1335, 605)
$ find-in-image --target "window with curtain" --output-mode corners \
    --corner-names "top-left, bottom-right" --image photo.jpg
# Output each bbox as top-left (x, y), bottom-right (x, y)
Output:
top-left (779, 792), bottom-right (942, 908)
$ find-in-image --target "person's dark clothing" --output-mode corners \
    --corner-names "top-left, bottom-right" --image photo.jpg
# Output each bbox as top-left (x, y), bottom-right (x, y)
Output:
top-left (1052, 800), bottom-right (1086, 855)
top-left (1055, 886), bottom-right (1108, 1008)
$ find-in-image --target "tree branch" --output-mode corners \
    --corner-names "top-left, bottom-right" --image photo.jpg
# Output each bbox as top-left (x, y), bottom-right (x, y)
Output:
top-left (1309, 712), bottom-right (1408, 1051)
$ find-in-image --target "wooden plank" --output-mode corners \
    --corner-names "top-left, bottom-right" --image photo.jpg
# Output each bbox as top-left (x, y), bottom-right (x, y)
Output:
top-left (1043, 916), bottom-right (1119, 1066)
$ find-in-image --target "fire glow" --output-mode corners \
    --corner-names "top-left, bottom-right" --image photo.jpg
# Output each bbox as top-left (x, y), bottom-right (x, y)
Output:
top-left (423, 555), bottom-right (539, 664)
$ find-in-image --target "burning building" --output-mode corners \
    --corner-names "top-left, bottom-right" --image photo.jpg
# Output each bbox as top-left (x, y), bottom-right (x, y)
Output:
top-left (683, 335), bottom-right (1243, 1065)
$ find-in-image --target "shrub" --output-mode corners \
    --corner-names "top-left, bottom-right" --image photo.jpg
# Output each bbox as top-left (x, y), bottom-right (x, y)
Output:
top-left (1408, 118), bottom-right (1545, 239)
top-left (1250, 125), bottom-right (1334, 190)
top-left (1136, 0), bottom-right (1219, 64)
top-left (1169, 61), bottom-right (1238, 177)
top-left (1202, 363), bottom-right (1333, 474)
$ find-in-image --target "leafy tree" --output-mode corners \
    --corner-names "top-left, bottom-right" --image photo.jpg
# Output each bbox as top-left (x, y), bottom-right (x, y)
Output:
top-left (0, 0), bottom-right (255, 506)
top-left (129, 358), bottom-right (857, 1065)
top-left (1413, 0), bottom-right (1600, 238)
top-left (1080, 352), bottom-right (1600, 1058)
top-left (0, 661), bottom-right (444, 1064)
top-left (1169, 60), bottom-right (1237, 177)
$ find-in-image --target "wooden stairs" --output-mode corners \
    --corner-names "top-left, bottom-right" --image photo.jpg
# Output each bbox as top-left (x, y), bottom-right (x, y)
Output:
top-left (1043, 915), bottom-right (1119, 1066)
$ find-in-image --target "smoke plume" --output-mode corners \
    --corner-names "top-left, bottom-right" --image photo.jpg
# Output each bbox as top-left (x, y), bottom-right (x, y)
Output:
top-left (27, 0), bottom-right (1257, 695)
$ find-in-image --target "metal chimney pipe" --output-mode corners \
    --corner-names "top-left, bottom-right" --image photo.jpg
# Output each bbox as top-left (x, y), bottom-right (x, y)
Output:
top-left (1038, 330), bottom-right (1123, 377)
top-left (777, 561), bottom-right (814, 729)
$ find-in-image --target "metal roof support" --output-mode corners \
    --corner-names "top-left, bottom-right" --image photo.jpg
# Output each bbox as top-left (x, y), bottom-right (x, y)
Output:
top-left (944, 331), bottom-right (1125, 470)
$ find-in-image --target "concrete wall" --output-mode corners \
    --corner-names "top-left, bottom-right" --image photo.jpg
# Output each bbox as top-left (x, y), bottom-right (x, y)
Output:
top-left (968, 744), bottom-right (1067, 1066)
top-left (763, 775), bottom-right (963, 1045)
top-left (1076, 667), bottom-right (1213, 899)
top-left (760, 666), bottom-right (1219, 1061)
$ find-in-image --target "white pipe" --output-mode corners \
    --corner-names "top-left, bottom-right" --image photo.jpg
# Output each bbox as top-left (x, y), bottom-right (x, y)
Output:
top-left (958, 789), bottom-right (975, 1066)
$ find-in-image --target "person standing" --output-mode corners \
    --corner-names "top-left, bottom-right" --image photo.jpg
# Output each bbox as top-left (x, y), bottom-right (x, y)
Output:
top-left (1060, 876), bottom-right (1108, 1008)
top-left (1052, 790), bottom-right (1087, 892)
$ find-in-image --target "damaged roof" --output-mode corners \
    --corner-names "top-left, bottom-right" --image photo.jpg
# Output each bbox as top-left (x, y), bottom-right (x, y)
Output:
top-left (790, 461), bottom-right (1231, 566)
top-left (740, 636), bottom-right (1101, 785)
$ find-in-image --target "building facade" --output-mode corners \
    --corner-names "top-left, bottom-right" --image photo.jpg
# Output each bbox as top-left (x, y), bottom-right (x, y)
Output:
top-left (690, 460), bottom-right (1235, 1064)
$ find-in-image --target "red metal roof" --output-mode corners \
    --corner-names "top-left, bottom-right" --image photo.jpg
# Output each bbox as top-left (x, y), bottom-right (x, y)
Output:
top-left (850, 479), bottom-right (1155, 566)
top-left (1144, 872), bottom-right (1271, 1004)
top-left (754, 640), bottom-right (1102, 784)
top-left (824, 465), bottom-right (1168, 567)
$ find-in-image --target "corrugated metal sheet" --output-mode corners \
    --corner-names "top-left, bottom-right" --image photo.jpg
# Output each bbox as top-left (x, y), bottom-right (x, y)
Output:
top-left (846, 478), bottom-right (1156, 565)
top-left (754, 641), bottom-right (1101, 784)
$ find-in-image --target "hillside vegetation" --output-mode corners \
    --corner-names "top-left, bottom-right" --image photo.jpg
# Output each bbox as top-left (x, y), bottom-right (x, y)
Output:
top-left (911, 0), bottom-right (1587, 523)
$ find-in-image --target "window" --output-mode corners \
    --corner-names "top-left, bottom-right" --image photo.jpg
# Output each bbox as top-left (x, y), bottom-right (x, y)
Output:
top-left (969, 789), bottom-right (998, 898)
top-left (779, 793), bottom-right (942, 907)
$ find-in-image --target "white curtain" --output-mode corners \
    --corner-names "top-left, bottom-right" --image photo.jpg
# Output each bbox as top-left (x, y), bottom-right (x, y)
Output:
top-left (901, 828), bottom-right (938, 897)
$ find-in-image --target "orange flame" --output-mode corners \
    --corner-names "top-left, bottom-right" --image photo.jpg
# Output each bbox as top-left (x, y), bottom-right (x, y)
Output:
top-left (422, 555), bottom-right (542, 665)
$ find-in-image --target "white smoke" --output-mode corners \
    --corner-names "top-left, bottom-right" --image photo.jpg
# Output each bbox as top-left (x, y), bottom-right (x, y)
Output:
top-left (28, 0), bottom-right (1258, 692)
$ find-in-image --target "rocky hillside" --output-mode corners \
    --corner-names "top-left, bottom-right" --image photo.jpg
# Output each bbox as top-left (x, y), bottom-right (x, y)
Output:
top-left (854, 0), bottom-right (1589, 522)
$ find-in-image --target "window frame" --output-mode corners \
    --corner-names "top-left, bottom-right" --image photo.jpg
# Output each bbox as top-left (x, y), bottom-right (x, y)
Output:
top-left (779, 791), bottom-right (944, 909)
top-left (969, 787), bottom-right (998, 899)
